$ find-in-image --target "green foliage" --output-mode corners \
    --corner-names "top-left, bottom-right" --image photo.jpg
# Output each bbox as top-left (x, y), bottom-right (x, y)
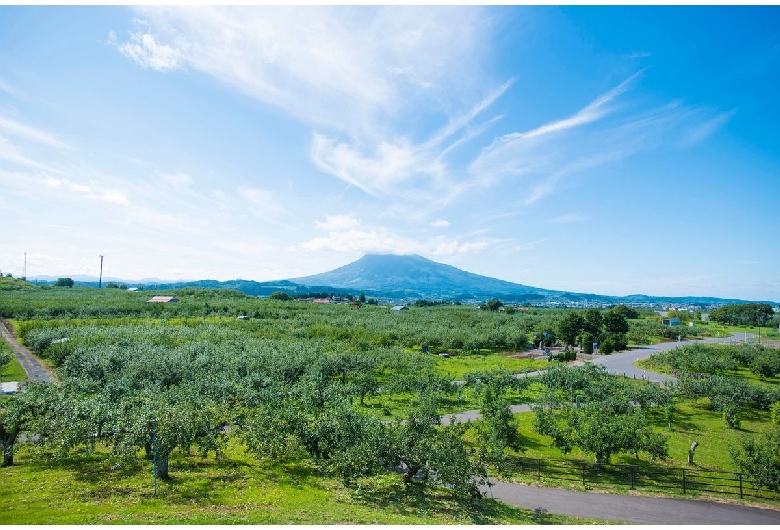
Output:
top-left (771, 402), bottom-right (780, 425)
top-left (750, 349), bottom-right (780, 379)
top-left (603, 310), bottom-right (629, 334)
top-left (710, 303), bottom-right (775, 326)
top-left (465, 369), bottom-right (528, 474)
top-left (0, 345), bottom-right (11, 373)
top-left (610, 304), bottom-right (640, 319)
top-left (598, 333), bottom-right (627, 355)
top-left (556, 312), bottom-right (584, 347)
top-left (582, 309), bottom-right (602, 336)
top-left (269, 291), bottom-right (293, 301)
top-left (486, 300), bottom-right (503, 312)
top-left (533, 401), bottom-right (667, 464)
top-left (533, 364), bottom-right (671, 463)
top-left (730, 427), bottom-right (780, 491)
top-left (54, 278), bottom-right (74, 288)
top-left (580, 332), bottom-right (594, 355)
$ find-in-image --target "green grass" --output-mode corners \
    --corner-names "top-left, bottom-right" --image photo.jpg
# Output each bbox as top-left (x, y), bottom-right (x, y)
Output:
top-left (434, 352), bottom-right (546, 381)
top-left (0, 442), bottom-right (615, 525)
top-left (0, 340), bottom-right (27, 382)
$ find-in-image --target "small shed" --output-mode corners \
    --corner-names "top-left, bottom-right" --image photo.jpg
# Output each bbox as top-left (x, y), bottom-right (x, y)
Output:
top-left (661, 317), bottom-right (680, 326)
top-left (391, 305), bottom-right (408, 311)
top-left (1, 382), bottom-right (20, 395)
top-left (146, 296), bottom-right (179, 303)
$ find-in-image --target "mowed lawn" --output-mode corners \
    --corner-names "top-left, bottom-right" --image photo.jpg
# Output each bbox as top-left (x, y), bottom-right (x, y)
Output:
top-left (0, 441), bottom-right (612, 525)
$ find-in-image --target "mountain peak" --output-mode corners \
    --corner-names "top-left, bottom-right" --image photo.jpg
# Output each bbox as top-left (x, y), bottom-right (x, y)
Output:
top-left (289, 253), bottom-right (548, 299)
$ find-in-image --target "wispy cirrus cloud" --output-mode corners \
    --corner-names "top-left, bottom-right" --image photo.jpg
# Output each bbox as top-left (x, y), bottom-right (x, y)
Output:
top-left (679, 109), bottom-right (736, 146)
top-left (310, 81), bottom-right (512, 201)
top-left (0, 116), bottom-right (71, 149)
top-left (466, 72), bottom-right (732, 206)
top-left (113, 7), bottom-right (490, 133)
top-left (113, 6), bottom-right (503, 211)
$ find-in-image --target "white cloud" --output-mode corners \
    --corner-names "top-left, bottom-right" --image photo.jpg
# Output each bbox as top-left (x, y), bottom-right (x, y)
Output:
top-left (315, 215), bottom-right (361, 231)
top-left (310, 80), bottom-right (512, 202)
top-left (298, 221), bottom-right (493, 257)
top-left (114, 6), bottom-right (503, 212)
top-left (431, 219), bottom-right (450, 228)
top-left (117, 19), bottom-right (185, 71)
top-left (116, 7), bottom-right (490, 132)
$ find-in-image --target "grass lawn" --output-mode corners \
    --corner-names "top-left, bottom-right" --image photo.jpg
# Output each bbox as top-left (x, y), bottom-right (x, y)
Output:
top-left (1, 340), bottom-right (27, 381)
top-left (0, 441), bottom-right (615, 525)
top-left (434, 352), bottom-right (546, 381)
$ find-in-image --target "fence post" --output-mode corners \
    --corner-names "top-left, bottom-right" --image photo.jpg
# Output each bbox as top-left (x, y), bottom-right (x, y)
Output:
top-left (682, 468), bottom-right (686, 494)
top-left (739, 473), bottom-right (743, 499)
top-left (537, 459), bottom-right (541, 481)
top-left (630, 465), bottom-right (635, 490)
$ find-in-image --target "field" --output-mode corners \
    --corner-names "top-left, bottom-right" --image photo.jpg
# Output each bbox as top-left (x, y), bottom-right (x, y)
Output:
top-left (1, 283), bottom-right (779, 523)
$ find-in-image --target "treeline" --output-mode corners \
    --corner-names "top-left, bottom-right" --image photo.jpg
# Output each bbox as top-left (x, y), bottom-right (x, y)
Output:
top-left (709, 303), bottom-right (775, 326)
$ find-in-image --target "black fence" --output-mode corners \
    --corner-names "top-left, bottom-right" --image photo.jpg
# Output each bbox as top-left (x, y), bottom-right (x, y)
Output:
top-left (506, 456), bottom-right (780, 502)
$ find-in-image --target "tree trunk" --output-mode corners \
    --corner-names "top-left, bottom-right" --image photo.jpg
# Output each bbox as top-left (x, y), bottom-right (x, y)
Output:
top-left (403, 464), bottom-right (421, 483)
top-left (2, 431), bottom-right (18, 467)
top-left (157, 453), bottom-right (170, 479)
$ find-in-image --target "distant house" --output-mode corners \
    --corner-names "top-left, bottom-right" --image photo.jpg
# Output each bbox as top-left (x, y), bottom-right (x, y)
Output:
top-left (313, 298), bottom-right (330, 304)
top-left (661, 317), bottom-right (680, 326)
top-left (1, 382), bottom-right (19, 394)
top-left (146, 296), bottom-right (178, 303)
top-left (391, 305), bottom-right (408, 311)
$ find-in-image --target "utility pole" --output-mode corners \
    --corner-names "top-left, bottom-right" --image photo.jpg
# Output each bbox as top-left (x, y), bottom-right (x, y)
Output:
top-left (99, 255), bottom-right (103, 288)
top-left (23, 251), bottom-right (26, 280)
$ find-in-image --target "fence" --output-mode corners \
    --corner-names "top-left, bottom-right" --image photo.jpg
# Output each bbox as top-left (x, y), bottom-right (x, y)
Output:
top-left (506, 456), bottom-right (780, 502)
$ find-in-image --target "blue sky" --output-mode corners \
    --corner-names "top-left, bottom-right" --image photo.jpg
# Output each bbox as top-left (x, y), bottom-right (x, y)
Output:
top-left (1, 6), bottom-right (778, 301)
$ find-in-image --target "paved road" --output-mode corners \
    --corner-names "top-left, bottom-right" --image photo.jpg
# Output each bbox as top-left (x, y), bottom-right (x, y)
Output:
top-left (0, 319), bottom-right (56, 383)
top-left (588, 332), bottom-right (754, 383)
top-left (480, 481), bottom-right (780, 524)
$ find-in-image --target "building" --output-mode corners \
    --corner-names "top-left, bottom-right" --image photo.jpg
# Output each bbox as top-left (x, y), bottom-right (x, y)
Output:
top-left (146, 296), bottom-right (179, 303)
top-left (661, 317), bottom-right (680, 326)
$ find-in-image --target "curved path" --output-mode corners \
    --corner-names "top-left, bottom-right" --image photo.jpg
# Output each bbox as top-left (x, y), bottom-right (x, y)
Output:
top-left (0, 319), bottom-right (56, 383)
top-left (480, 480), bottom-right (780, 524)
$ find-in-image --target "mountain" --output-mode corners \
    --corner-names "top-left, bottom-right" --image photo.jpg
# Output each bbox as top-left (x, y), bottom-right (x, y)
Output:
top-left (29, 254), bottom-right (777, 306)
top-left (289, 254), bottom-right (559, 300)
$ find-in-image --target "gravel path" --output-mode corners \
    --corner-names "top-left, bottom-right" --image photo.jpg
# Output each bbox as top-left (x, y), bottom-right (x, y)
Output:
top-left (0, 319), bottom-right (56, 383)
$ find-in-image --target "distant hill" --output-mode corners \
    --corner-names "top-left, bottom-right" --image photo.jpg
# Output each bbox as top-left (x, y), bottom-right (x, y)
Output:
top-left (27, 254), bottom-right (778, 306)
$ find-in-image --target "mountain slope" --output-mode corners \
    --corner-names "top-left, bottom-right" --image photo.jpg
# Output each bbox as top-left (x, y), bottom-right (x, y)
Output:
top-left (289, 254), bottom-right (556, 299)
